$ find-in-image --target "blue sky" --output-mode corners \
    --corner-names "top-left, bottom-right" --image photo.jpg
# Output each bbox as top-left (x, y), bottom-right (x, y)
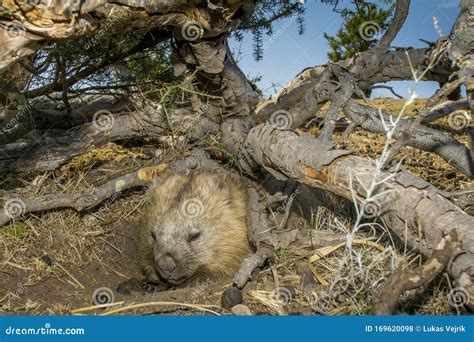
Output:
top-left (229, 0), bottom-right (462, 99)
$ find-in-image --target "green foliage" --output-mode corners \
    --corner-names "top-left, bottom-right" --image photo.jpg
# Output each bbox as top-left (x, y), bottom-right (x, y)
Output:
top-left (1, 221), bottom-right (28, 240)
top-left (236, 1), bottom-right (306, 61)
top-left (199, 135), bottom-right (238, 168)
top-left (248, 74), bottom-right (265, 99)
top-left (324, 1), bottom-right (394, 62)
top-left (26, 28), bottom-right (176, 95)
top-left (6, 92), bottom-right (27, 106)
top-left (276, 248), bottom-right (295, 267)
top-left (124, 44), bottom-right (174, 88)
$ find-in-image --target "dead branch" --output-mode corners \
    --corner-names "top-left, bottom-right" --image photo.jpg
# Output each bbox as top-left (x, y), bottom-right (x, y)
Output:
top-left (384, 76), bottom-right (466, 166)
top-left (234, 188), bottom-right (275, 288)
top-left (372, 231), bottom-right (459, 315)
top-left (421, 99), bottom-right (470, 124)
top-left (370, 85), bottom-right (404, 99)
top-left (344, 101), bottom-right (474, 177)
top-left (0, 113), bottom-right (164, 173)
top-left (255, 47), bottom-right (456, 129)
top-left (0, 164), bottom-right (164, 226)
top-left (0, 103), bottom-right (218, 174)
top-left (0, 94), bottom-right (130, 145)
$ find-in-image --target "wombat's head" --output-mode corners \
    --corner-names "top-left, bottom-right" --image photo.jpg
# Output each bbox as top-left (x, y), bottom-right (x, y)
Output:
top-left (144, 172), bottom-right (249, 285)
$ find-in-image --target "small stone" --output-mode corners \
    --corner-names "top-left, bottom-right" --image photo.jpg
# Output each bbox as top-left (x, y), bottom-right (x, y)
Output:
top-left (231, 304), bottom-right (253, 316)
top-left (41, 255), bottom-right (53, 266)
top-left (221, 287), bottom-right (243, 309)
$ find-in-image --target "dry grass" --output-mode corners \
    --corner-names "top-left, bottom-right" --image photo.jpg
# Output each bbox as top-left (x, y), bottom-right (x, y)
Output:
top-left (244, 205), bottom-right (460, 315)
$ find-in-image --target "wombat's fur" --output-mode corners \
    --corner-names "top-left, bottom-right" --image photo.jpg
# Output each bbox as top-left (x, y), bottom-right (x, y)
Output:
top-left (138, 171), bottom-right (250, 286)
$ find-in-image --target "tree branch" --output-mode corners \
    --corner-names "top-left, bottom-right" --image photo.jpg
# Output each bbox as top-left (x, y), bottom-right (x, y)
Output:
top-left (375, 0), bottom-right (411, 50)
top-left (372, 231), bottom-right (459, 315)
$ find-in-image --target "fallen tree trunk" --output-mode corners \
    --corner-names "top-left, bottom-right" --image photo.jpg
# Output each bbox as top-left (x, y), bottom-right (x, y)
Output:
top-left (0, 165), bottom-right (157, 225)
top-left (222, 121), bottom-right (474, 310)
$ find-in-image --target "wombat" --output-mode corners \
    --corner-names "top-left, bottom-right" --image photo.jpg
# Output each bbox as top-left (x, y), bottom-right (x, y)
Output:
top-left (138, 171), bottom-right (250, 286)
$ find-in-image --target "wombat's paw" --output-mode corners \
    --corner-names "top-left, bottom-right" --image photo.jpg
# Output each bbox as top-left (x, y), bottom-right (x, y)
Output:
top-left (116, 278), bottom-right (143, 295)
top-left (139, 279), bottom-right (169, 293)
top-left (116, 278), bottom-right (169, 295)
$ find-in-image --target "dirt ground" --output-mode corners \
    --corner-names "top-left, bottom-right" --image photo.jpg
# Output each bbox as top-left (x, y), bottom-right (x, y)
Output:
top-left (0, 98), bottom-right (472, 316)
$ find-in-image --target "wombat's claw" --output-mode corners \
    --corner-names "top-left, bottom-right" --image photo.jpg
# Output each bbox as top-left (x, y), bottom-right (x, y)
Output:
top-left (139, 280), bottom-right (169, 293)
top-left (116, 278), bottom-right (142, 295)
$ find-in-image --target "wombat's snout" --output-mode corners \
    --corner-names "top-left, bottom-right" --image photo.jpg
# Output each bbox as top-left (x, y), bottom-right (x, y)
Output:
top-left (157, 254), bottom-right (176, 276)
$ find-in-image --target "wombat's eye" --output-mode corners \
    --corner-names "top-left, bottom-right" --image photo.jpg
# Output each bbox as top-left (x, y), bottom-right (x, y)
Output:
top-left (188, 230), bottom-right (201, 242)
top-left (150, 230), bottom-right (157, 241)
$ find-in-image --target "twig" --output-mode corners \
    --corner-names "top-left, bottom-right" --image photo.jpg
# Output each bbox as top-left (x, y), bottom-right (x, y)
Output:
top-left (55, 262), bottom-right (85, 289)
top-left (101, 302), bottom-right (221, 316)
top-left (0, 164), bottom-right (168, 226)
top-left (372, 231), bottom-right (459, 315)
top-left (71, 301), bottom-right (125, 314)
top-left (370, 85), bottom-right (403, 99)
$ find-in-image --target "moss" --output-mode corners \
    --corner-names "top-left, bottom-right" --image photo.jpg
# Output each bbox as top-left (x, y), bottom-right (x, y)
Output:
top-left (2, 221), bottom-right (28, 240)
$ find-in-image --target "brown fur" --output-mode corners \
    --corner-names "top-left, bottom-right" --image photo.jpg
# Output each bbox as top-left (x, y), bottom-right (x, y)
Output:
top-left (138, 171), bottom-right (250, 285)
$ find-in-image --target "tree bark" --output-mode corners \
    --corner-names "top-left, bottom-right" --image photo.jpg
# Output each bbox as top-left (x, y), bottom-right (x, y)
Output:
top-left (0, 0), bottom-right (253, 71)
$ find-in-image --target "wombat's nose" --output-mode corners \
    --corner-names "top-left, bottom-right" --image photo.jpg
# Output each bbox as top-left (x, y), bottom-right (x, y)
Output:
top-left (157, 255), bottom-right (177, 276)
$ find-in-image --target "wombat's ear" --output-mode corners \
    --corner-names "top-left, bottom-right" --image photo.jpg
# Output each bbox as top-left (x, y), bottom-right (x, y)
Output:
top-left (206, 173), bottom-right (236, 199)
top-left (152, 174), bottom-right (166, 187)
